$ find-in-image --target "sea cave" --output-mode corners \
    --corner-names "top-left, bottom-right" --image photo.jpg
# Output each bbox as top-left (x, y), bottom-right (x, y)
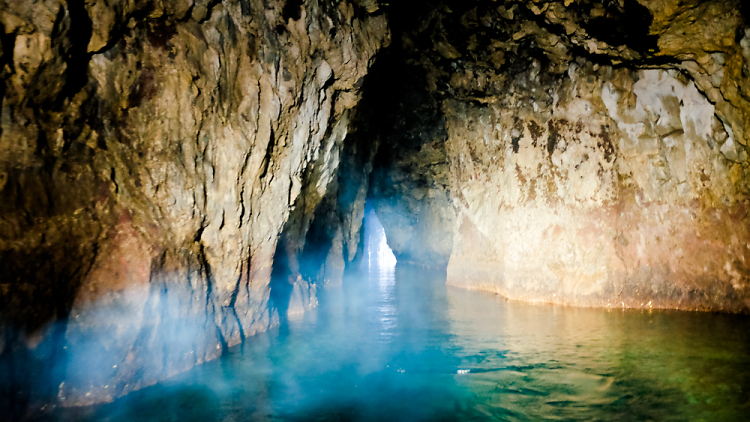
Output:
top-left (1, 0), bottom-right (750, 420)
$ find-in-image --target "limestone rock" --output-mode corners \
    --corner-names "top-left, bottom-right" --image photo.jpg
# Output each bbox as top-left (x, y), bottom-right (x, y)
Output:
top-left (0, 0), bottom-right (388, 414)
top-left (366, 0), bottom-right (749, 312)
top-left (445, 66), bottom-right (750, 313)
top-left (3, 0), bottom-right (750, 416)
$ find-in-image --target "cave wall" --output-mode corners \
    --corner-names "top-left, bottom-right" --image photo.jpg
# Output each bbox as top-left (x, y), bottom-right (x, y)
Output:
top-left (446, 65), bottom-right (750, 312)
top-left (0, 0), bottom-right (388, 413)
top-left (270, 97), bottom-right (379, 316)
top-left (370, 0), bottom-right (750, 311)
top-left (2, 0), bottom-right (750, 416)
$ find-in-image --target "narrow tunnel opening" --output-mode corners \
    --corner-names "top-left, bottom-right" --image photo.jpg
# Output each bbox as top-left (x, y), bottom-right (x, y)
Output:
top-left (360, 201), bottom-right (397, 270)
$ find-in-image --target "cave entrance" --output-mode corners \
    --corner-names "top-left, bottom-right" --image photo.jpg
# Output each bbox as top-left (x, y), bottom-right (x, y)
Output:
top-left (361, 202), bottom-right (397, 270)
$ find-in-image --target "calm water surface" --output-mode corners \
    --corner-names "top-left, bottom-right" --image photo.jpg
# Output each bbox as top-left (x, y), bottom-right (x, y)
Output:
top-left (59, 266), bottom-right (750, 421)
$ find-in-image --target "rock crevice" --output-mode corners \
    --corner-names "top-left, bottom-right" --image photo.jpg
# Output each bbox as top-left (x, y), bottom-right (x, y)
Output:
top-left (1, 0), bottom-right (388, 414)
top-left (2, 0), bottom-right (750, 417)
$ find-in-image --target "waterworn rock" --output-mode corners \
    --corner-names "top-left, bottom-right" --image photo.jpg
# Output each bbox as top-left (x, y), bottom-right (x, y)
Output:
top-left (269, 75), bottom-right (385, 319)
top-left (2, 0), bottom-right (750, 417)
top-left (0, 0), bottom-right (388, 415)
top-left (445, 66), bottom-right (750, 312)
top-left (366, 0), bottom-right (749, 311)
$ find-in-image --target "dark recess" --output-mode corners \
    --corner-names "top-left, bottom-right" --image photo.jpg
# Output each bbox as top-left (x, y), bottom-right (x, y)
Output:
top-left (146, 19), bottom-right (178, 50)
top-left (60, 0), bottom-right (93, 102)
top-left (282, 0), bottom-right (304, 22)
top-left (268, 231), bottom-right (299, 321)
top-left (583, 0), bottom-right (658, 54)
top-left (511, 136), bottom-right (521, 154)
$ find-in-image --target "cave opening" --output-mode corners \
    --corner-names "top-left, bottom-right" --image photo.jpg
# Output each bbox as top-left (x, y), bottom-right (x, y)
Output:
top-left (361, 201), bottom-right (397, 270)
top-left (2, 0), bottom-right (750, 420)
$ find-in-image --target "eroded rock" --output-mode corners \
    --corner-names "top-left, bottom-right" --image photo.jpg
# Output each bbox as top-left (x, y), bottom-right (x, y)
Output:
top-left (2, 0), bottom-right (750, 417)
top-left (445, 66), bottom-right (750, 312)
top-left (365, 0), bottom-right (749, 311)
top-left (0, 0), bottom-right (388, 414)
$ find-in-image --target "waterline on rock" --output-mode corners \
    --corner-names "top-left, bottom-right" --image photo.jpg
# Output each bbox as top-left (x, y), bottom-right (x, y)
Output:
top-left (54, 265), bottom-right (750, 421)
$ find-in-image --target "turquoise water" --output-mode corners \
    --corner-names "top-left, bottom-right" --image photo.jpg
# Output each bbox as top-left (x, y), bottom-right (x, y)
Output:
top-left (58, 266), bottom-right (750, 421)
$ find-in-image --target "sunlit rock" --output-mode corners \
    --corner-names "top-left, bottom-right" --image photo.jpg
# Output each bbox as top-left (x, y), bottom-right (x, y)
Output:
top-left (360, 0), bottom-right (749, 312)
top-left (1, 0), bottom-right (749, 416)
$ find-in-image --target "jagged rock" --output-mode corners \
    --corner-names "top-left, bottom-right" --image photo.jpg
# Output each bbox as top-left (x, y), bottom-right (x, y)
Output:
top-left (364, 0), bottom-right (749, 311)
top-left (2, 0), bottom-right (750, 417)
top-left (0, 0), bottom-right (388, 414)
top-left (445, 66), bottom-right (749, 312)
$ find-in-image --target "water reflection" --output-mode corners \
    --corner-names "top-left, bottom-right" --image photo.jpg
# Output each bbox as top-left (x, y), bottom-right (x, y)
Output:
top-left (55, 266), bottom-right (750, 421)
top-left (361, 204), bottom-right (398, 343)
top-left (446, 288), bottom-right (750, 420)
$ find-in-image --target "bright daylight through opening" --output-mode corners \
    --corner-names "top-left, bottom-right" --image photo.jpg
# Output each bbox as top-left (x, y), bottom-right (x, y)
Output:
top-left (362, 202), bottom-right (397, 269)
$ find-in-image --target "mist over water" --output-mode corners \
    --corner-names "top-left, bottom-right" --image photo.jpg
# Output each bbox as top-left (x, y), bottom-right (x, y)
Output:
top-left (52, 213), bottom-right (750, 421)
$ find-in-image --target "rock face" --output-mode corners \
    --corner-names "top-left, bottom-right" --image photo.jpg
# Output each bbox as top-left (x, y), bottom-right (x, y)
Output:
top-left (0, 0), bottom-right (388, 415)
top-left (367, 0), bottom-right (750, 311)
top-left (2, 0), bottom-right (750, 417)
top-left (446, 66), bottom-right (750, 312)
top-left (270, 95), bottom-right (380, 316)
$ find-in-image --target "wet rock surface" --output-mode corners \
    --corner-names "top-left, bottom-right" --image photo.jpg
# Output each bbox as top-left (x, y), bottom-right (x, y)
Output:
top-left (365, 0), bottom-right (749, 311)
top-left (0, 0), bottom-right (388, 415)
top-left (445, 66), bottom-right (750, 312)
top-left (2, 0), bottom-right (750, 418)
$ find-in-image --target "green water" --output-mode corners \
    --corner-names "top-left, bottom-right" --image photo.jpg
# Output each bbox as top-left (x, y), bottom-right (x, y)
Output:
top-left (59, 266), bottom-right (750, 421)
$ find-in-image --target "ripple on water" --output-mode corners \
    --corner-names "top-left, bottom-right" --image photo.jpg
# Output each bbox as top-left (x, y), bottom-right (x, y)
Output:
top-left (56, 265), bottom-right (750, 422)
